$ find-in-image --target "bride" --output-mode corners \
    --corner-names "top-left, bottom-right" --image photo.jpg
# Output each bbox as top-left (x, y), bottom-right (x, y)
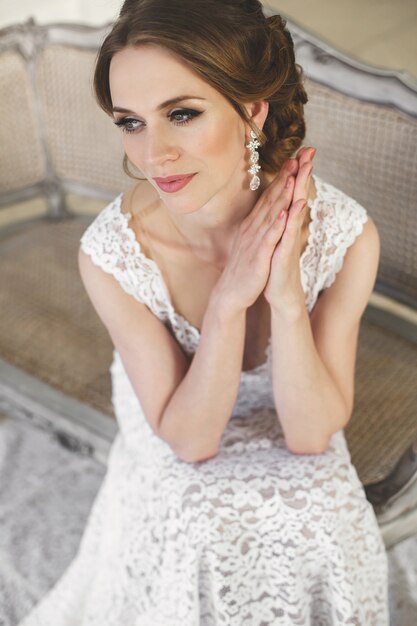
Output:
top-left (19, 0), bottom-right (388, 624)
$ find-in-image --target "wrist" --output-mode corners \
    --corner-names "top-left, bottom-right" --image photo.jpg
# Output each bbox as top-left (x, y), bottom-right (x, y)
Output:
top-left (268, 282), bottom-right (306, 322)
top-left (270, 299), bottom-right (306, 324)
top-left (208, 287), bottom-right (247, 325)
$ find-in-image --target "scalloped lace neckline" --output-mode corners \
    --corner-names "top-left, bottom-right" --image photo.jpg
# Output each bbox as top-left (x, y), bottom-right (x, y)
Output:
top-left (114, 179), bottom-right (321, 374)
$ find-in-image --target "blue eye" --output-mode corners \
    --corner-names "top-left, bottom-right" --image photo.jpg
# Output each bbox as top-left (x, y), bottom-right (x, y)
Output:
top-left (169, 108), bottom-right (201, 125)
top-left (114, 118), bottom-right (141, 134)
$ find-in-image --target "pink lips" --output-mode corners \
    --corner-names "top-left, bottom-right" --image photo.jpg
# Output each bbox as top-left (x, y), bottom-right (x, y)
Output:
top-left (153, 173), bottom-right (195, 193)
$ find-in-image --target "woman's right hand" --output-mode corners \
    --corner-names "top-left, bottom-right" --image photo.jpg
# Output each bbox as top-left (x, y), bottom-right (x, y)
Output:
top-left (212, 158), bottom-right (299, 315)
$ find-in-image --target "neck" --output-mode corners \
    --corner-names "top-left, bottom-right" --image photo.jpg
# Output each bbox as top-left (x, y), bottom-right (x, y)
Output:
top-left (163, 172), bottom-right (273, 267)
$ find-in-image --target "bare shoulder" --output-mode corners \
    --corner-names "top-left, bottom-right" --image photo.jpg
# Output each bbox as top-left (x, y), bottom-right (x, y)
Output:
top-left (343, 214), bottom-right (380, 277)
top-left (356, 213), bottom-right (380, 251)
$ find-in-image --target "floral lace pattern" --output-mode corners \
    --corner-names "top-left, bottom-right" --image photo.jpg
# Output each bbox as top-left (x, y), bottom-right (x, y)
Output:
top-left (19, 176), bottom-right (388, 625)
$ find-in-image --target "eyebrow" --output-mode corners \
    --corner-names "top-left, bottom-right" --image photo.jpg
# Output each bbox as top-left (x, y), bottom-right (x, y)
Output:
top-left (112, 95), bottom-right (206, 115)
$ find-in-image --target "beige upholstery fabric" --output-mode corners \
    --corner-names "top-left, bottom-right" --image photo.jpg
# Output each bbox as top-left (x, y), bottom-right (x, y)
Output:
top-left (37, 47), bottom-right (130, 194)
top-left (347, 320), bottom-right (417, 483)
top-left (0, 217), bottom-right (114, 417)
top-left (305, 78), bottom-right (417, 308)
top-left (0, 51), bottom-right (46, 192)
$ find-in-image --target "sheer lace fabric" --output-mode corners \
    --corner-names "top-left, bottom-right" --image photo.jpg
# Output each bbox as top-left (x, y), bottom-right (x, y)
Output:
top-left (19, 175), bottom-right (388, 625)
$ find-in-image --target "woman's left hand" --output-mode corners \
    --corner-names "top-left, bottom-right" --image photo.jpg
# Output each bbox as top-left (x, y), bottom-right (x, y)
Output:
top-left (263, 147), bottom-right (315, 315)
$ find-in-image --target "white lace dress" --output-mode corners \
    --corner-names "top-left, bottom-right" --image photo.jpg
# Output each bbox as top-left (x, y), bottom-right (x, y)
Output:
top-left (19, 176), bottom-right (389, 625)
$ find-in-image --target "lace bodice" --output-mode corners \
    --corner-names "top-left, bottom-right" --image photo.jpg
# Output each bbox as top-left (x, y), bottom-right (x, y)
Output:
top-left (80, 174), bottom-right (367, 353)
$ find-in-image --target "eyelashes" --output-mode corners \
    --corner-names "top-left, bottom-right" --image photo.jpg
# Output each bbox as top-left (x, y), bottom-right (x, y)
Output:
top-left (169, 108), bottom-right (202, 126)
top-left (114, 108), bottom-right (202, 134)
top-left (113, 118), bottom-right (141, 134)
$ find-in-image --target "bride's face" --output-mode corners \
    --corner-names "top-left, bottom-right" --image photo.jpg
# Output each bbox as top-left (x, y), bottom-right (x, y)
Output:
top-left (109, 44), bottom-right (257, 214)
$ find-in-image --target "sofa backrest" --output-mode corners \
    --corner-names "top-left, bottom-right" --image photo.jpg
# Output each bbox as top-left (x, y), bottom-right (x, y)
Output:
top-left (0, 21), bottom-right (131, 212)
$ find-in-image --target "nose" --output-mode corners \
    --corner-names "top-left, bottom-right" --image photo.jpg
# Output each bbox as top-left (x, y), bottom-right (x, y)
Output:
top-left (142, 125), bottom-right (180, 167)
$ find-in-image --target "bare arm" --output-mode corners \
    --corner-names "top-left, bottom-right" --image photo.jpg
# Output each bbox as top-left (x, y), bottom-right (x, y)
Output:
top-left (78, 247), bottom-right (246, 463)
top-left (158, 293), bottom-right (246, 462)
top-left (269, 217), bottom-right (380, 454)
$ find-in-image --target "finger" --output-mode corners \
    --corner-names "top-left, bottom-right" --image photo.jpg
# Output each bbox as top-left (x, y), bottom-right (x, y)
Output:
top-left (263, 205), bottom-right (289, 247)
top-left (250, 166), bottom-right (294, 229)
top-left (292, 161), bottom-right (312, 206)
top-left (279, 200), bottom-right (307, 251)
top-left (264, 158), bottom-right (300, 206)
top-left (296, 146), bottom-right (315, 161)
top-left (263, 158), bottom-right (298, 199)
top-left (296, 146), bottom-right (316, 169)
top-left (253, 176), bottom-right (294, 238)
top-left (256, 155), bottom-right (312, 250)
top-left (268, 173), bottom-right (296, 221)
top-left (283, 197), bottom-right (307, 233)
top-left (283, 158), bottom-right (299, 175)
top-left (295, 147), bottom-right (309, 164)
top-left (263, 159), bottom-right (297, 203)
top-left (248, 169), bottom-right (286, 223)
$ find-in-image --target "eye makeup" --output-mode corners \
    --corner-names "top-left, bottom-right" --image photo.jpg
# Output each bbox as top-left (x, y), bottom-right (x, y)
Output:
top-left (114, 108), bottom-right (202, 133)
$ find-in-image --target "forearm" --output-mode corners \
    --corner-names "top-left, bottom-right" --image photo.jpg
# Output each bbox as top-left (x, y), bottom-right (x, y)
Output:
top-left (270, 304), bottom-right (349, 454)
top-left (159, 292), bottom-right (246, 463)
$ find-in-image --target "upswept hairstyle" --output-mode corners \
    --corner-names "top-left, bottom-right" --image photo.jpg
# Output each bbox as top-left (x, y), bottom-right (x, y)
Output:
top-left (94, 0), bottom-right (308, 176)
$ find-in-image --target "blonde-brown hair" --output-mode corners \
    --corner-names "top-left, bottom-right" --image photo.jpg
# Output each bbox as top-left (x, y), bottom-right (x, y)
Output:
top-left (94, 0), bottom-right (308, 176)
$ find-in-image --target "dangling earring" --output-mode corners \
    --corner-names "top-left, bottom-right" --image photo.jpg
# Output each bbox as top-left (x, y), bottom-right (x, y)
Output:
top-left (246, 130), bottom-right (261, 191)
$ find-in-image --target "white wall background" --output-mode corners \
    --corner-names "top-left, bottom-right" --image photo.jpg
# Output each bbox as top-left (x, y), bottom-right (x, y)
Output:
top-left (1, 0), bottom-right (416, 77)
top-left (0, 0), bottom-right (122, 28)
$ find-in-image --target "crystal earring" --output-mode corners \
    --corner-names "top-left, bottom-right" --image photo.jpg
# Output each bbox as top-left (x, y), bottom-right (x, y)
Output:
top-left (246, 130), bottom-right (261, 191)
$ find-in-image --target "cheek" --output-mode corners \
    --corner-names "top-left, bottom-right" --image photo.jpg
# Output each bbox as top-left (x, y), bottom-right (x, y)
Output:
top-left (197, 117), bottom-right (244, 166)
top-left (122, 135), bottom-right (142, 163)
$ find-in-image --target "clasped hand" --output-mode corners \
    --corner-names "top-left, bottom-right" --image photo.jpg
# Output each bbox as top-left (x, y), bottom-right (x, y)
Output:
top-left (262, 146), bottom-right (315, 314)
top-left (214, 146), bottom-right (315, 318)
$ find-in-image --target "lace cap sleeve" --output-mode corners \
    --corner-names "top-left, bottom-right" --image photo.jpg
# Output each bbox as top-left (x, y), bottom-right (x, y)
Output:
top-left (313, 177), bottom-right (369, 291)
top-left (79, 194), bottom-right (165, 309)
top-left (80, 194), bottom-right (123, 266)
top-left (79, 194), bottom-right (135, 291)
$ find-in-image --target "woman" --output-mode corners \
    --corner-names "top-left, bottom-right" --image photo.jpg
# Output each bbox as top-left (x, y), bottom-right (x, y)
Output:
top-left (19, 0), bottom-right (388, 624)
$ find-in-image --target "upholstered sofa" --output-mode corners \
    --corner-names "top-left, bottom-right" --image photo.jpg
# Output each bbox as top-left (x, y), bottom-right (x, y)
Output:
top-left (0, 13), bottom-right (416, 549)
